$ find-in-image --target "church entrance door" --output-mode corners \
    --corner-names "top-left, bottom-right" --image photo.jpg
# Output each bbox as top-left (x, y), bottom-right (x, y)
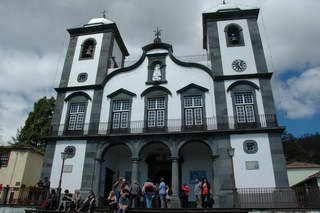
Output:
top-left (146, 154), bottom-right (171, 185)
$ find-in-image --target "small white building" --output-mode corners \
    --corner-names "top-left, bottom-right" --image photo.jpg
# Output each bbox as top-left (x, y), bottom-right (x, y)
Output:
top-left (41, 3), bottom-right (289, 208)
top-left (287, 162), bottom-right (320, 187)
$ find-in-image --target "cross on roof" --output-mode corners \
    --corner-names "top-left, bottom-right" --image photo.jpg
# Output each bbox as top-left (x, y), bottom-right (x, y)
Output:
top-left (223, 0), bottom-right (226, 4)
top-left (154, 27), bottom-right (162, 39)
top-left (101, 10), bottom-right (107, 18)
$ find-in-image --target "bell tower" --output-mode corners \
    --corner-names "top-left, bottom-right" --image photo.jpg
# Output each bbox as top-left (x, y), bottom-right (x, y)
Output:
top-left (52, 16), bottom-right (129, 135)
top-left (202, 2), bottom-right (276, 126)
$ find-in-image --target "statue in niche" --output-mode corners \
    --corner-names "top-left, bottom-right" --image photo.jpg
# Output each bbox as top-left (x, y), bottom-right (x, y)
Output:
top-left (152, 64), bottom-right (162, 81)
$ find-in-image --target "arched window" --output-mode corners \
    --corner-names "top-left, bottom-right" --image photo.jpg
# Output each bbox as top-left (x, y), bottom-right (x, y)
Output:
top-left (225, 24), bottom-right (244, 47)
top-left (79, 38), bottom-right (96, 60)
top-left (64, 92), bottom-right (91, 134)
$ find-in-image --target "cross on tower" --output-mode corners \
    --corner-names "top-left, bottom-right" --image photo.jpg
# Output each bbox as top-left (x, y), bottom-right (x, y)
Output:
top-left (154, 27), bottom-right (162, 39)
top-left (222, 0), bottom-right (226, 4)
top-left (101, 10), bottom-right (107, 18)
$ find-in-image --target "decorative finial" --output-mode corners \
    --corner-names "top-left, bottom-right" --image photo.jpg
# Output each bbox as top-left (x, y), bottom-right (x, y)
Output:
top-left (102, 10), bottom-right (107, 18)
top-left (153, 27), bottom-right (162, 43)
top-left (223, 0), bottom-right (226, 4)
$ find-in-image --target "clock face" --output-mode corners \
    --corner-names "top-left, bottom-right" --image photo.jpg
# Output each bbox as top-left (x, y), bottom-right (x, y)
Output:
top-left (64, 146), bottom-right (76, 158)
top-left (232, 59), bottom-right (247, 72)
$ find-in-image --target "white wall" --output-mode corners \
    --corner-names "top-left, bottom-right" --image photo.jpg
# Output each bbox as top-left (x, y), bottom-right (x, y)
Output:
top-left (50, 140), bottom-right (87, 192)
top-left (224, 79), bottom-right (266, 128)
top-left (230, 133), bottom-right (276, 188)
top-left (68, 33), bottom-right (105, 87)
top-left (218, 19), bottom-right (258, 76)
top-left (59, 90), bottom-right (94, 134)
top-left (99, 48), bottom-right (216, 130)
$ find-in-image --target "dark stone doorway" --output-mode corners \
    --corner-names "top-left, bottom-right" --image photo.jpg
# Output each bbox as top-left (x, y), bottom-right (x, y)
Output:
top-left (146, 154), bottom-right (171, 185)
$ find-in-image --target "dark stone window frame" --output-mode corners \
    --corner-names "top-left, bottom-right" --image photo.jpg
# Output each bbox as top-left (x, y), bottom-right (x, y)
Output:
top-left (79, 38), bottom-right (97, 60)
top-left (146, 53), bottom-right (168, 85)
top-left (64, 94), bottom-right (90, 135)
top-left (177, 85), bottom-right (208, 131)
top-left (229, 83), bottom-right (261, 128)
top-left (243, 140), bottom-right (258, 154)
top-left (224, 23), bottom-right (245, 47)
top-left (77, 72), bottom-right (88, 83)
top-left (107, 91), bottom-right (135, 134)
top-left (143, 90), bottom-right (169, 132)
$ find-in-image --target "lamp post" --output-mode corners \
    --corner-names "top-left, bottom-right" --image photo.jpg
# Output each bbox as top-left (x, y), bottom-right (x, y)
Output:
top-left (227, 147), bottom-right (237, 208)
top-left (57, 152), bottom-right (68, 207)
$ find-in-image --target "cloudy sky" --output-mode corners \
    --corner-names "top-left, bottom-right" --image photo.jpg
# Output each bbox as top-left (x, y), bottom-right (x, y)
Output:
top-left (0, 0), bottom-right (319, 144)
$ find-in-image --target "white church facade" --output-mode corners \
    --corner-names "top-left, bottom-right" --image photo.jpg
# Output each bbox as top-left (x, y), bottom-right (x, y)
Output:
top-left (42, 3), bottom-right (289, 208)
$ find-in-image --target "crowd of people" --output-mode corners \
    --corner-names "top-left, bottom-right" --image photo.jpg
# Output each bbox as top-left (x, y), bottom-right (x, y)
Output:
top-left (38, 176), bottom-right (214, 212)
top-left (105, 177), bottom-right (214, 212)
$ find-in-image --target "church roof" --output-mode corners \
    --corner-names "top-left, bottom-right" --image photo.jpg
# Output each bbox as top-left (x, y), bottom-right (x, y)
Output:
top-left (203, 2), bottom-right (257, 14)
top-left (85, 17), bottom-right (114, 27)
top-left (287, 162), bottom-right (320, 168)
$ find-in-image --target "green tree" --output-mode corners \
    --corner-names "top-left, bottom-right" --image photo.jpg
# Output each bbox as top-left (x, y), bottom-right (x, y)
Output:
top-left (13, 97), bottom-right (55, 149)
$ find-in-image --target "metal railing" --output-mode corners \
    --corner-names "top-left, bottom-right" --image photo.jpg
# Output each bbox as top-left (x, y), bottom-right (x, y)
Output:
top-left (51, 114), bottom-right (277, 136)
top-left (0, 186), bottom-right (49, 205)
top-left (236, 187), bottom-right (320, 208)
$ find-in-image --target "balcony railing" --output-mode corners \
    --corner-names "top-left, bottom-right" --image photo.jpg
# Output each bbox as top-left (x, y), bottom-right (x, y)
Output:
top-left (236, 187), bottom-right (320, 208)
top-left (51, 114), bottom-right (278, 136)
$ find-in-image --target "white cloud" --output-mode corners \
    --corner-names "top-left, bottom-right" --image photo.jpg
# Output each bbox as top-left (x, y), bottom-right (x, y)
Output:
top-left (274, 67), bottom-right (320, 119)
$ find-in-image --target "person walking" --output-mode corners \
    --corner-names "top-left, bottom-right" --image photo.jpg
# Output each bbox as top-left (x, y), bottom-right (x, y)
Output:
top-left (181, 183), bottom-right (190, 208)
top-left (129, 180), bottom-right (141, 208)
top-left (142, 178), bottom-right (156, 208)
top-left (194, 178), bottom-right (202, 208)
top-left (158, 177), bottom-right (167, 208)
top-left (201, 178), bottom-right (211, 208)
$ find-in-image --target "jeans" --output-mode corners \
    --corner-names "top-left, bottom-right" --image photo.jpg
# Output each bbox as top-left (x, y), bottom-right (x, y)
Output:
top-left (145, 193), bottom-right (153, 208)
top-left (159, 194), bottom-right (166, 208)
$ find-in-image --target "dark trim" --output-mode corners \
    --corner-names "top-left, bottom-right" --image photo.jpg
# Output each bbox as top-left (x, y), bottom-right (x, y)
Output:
top-left (227, 80), bottom-right (260, 92)
top-left (215, 73), bottom-right (272, 81)
top-left (168, 51), bottom-right (214, 79)
top-left (59, 36), bottom-right (78, 88)
top-left (45, 126), bottom-right (286, 140)
top-left (247, 19), bottom-right (268, 73)
top-left (202, 9), bottom-right (260, 49)
top-left (55, 85), bottom-right (103, 92)
top-left (64, 91), bottom-right (92, 102)
top-left (102, 53), bottom-right (147, 86)
top-left (96, 32), bottom-right (113, 84)
top-left (52, 92), bottom-right (66, 133)
top-left (107, 88), bottom-right (137, 98)
top-left (88, 88), bottom-right (104, 134)
top-left (141, 86), bottom-right (172, 97)
top-left (67, 23), bottom-right (129, 56)
top-left (102, 42), bottom-right (214, 86)
top-left (177, 83), bottom-right (209, 94)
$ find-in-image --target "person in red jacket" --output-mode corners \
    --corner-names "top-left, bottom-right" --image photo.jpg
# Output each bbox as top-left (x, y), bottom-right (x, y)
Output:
top-left (181, 183), bottom-right (190, 208)
top-left (201, 178), bottom-right (211, 208)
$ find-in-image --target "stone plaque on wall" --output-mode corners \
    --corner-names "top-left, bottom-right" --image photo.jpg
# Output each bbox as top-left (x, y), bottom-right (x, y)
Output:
top-left (63, 165), bottom-right (73, 173)
top-left (245, 161), bottom-right (259, 170)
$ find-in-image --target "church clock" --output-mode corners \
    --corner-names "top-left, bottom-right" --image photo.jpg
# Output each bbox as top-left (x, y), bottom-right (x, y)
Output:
top-left (232, 59), bottom-right (247, 72)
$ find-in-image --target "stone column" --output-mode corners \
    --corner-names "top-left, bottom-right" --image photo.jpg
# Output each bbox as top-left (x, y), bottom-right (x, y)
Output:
top-left (131, 158), bottom-right (140, 183)
top-left (211, 154), bottom-right (219, 207)
top-left (170, 157), bottom-right (180, 208)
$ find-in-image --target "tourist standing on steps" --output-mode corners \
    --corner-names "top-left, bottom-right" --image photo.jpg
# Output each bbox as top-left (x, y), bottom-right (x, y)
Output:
top-left (181, 183), bottom-right (190, 208)
top-left (159, 177), bottom-right (167, 208)
top-left (201, 178), bottom-right (211, 208)
top-left (112, 178), bottom-right (123, 201)
top-left (194, 178), bottom-right (202, 208)
top-left (142, 178), bottom-right (156, 208)
top-left (129, 180), bottom-right (141, 208)
top-left (166, 186), bottom-right (173, 208)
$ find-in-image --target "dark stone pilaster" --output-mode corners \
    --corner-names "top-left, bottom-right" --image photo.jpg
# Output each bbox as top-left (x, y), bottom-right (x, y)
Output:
top-left (212, 135), bottom-right (235, 208)
top-left (95, 32), bottom-right (113, 84)
top-left (268, 133), bottom-right (289, 187)
top-left (81, 141), bottom-right (99, 193)
top-left (88, 88), bottom-right (104, 134)
top-left (52, 92), bottom-right (66, 134)
top-left (41, 141), bottom-right (57, 179)
top-left (207, 21), bottom-right (229, 128)
top-left (247, 19), bottom-right (268, 73)
top-left (59, 36), bottom-right (78, 88)
top-left (259, 79), bottom-right (277, 126)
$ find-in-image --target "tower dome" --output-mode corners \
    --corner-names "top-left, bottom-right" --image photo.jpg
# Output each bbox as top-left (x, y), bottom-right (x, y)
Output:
top-left (204, 2), bottom-right (257, 13)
